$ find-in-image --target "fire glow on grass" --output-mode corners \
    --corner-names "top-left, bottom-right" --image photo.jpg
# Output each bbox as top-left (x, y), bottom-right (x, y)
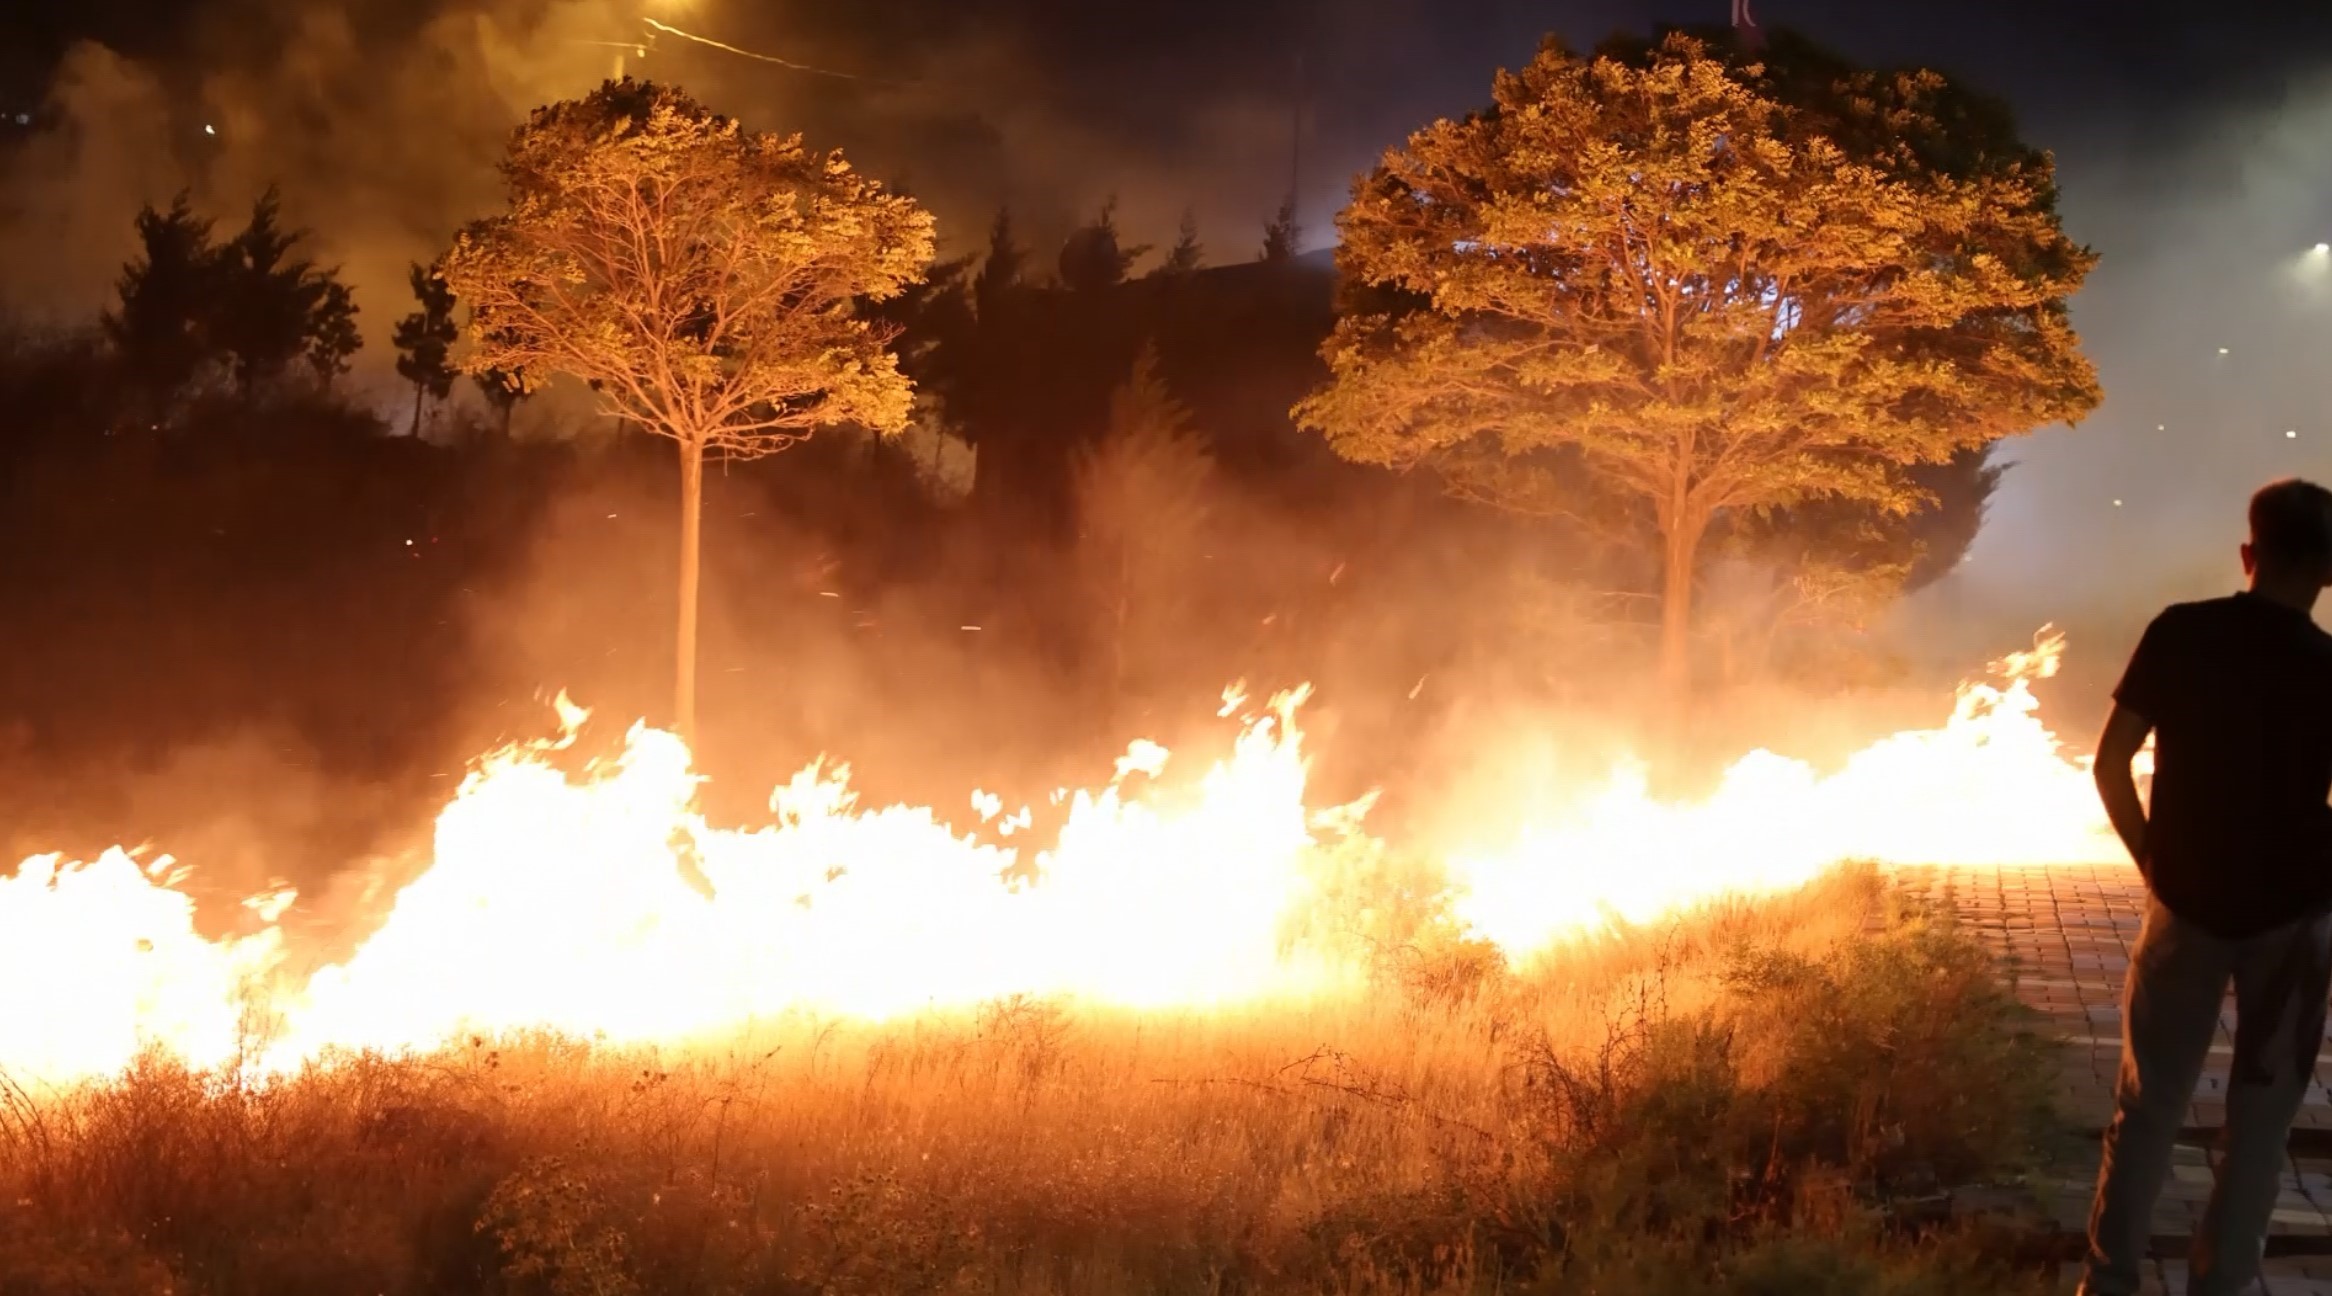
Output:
top-left (0, 633), bottom-right (2125, 1087)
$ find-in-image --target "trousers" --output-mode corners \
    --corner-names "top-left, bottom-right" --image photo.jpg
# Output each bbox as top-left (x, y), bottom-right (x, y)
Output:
top-left (2080, 896), bottom-right (2332, 1296)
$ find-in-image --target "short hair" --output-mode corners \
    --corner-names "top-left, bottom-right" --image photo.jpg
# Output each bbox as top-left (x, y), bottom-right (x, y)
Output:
top-left (2249, 478), bottom-right (2332, 569)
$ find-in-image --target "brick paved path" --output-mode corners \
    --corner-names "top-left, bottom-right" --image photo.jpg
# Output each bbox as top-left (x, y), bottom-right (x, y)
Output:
top-left (1907, 864), bottom-right (2332, 1295)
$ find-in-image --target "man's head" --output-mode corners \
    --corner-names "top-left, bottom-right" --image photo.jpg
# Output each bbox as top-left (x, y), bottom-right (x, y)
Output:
top-left (2244, 478), bottom-right (2332, 588)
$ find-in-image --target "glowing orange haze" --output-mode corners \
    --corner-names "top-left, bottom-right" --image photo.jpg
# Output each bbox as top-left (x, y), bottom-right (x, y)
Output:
top-left (0, 633), bottom-right (2126, 1087)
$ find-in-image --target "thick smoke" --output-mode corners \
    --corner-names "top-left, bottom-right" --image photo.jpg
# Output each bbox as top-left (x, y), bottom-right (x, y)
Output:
top-left (1905, 65), bottom-right (2332, 706)
top-left (0, 0), bottom-right (1323, 383)
top-left (7, 0), bottom-right (2332, 903)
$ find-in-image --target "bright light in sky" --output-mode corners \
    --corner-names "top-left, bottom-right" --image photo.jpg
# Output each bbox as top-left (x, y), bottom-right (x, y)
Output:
top-left (2316, 242), bottom-right (2331, 255)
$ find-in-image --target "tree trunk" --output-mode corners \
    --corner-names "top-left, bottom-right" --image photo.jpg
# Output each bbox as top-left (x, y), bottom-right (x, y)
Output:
top-left (675, 436), bottom-right (705, 749)
top-left (1657, 511), bottom-right (1706, 726)
top-left (409, 383), bottom-right (424, 438)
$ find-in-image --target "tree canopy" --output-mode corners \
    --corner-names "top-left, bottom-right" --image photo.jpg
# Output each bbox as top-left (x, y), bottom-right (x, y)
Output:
top-left (1295, 30), bottom-right (2100, 703)
top-left (104, 189), bottom-right (362, 404)
top-left (444, 78), bottom-right (933, 459)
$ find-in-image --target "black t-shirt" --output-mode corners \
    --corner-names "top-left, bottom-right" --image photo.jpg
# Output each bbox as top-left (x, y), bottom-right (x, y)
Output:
top-left (2115, 592), bottom-right (2332, 938)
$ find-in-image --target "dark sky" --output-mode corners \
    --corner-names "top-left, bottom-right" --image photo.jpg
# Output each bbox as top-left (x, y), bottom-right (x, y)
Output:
top-left (10, 1), bottom-right (2331, 227)
top-left (5, 0), bottom-right (2332, 672)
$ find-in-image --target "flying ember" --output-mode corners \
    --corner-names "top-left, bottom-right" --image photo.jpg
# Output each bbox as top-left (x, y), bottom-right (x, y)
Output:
top-left (0, 633), bottom-right (2121, 1089)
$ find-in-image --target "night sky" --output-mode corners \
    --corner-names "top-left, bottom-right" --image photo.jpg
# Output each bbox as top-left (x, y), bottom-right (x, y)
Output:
top-left (5, 0), bottom-right (2332, 668)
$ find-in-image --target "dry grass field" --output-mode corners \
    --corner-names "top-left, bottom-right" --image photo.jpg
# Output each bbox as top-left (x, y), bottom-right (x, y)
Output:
top-left (0, 866), bottom-right (2064, 1295)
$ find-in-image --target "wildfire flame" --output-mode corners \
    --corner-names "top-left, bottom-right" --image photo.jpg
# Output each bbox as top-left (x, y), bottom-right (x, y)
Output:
top-left (1, 632), bottom-right (2123, 1088)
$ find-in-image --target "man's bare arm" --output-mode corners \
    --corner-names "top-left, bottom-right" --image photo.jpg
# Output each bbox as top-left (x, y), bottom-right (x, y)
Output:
top-left (2094, 703), bottom-right (2154, 872)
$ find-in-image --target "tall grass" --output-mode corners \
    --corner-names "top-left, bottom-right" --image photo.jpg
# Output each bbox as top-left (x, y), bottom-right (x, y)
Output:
top-left (0, 866), bottom-right (2056, 1295)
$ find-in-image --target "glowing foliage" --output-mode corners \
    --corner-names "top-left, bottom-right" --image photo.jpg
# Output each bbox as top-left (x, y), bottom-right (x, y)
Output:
top-left (444, 78), bottom-right (934, 455)
top-left (1298, 34), bottom-right (2102, 692)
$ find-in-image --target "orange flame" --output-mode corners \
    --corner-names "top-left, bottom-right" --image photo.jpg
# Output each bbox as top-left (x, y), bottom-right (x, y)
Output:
top-left (0, 633), bottom-right (2122, 1088)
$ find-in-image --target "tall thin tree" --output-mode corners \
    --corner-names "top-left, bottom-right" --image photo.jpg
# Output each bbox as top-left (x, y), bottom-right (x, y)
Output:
top-left (444, 79), bottom-right (933, 742)
top-left (392, 263), bottom-right (459, 436)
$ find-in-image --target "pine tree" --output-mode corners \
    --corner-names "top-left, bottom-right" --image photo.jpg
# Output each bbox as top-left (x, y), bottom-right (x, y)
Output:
top-left (1259, 195), bottom-right (1301, 263)
top-left (102, 194), bottom-right (225, 404)
top-left (1157, 209), bottom-right (1203, 277)
top-left (973, 208), bottom-right (1024, 320)
top-left (1057, 197), bottom-right (1150, 293)
top-left (1076, 343), bottom-right (1212, 722)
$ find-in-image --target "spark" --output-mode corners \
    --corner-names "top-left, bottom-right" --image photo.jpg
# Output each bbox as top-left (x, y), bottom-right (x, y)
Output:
top-left (2112, 499), bottom-right (2123, 507)
top-left (2218, 346), bottom-right (2231, 355)
top-left (641, 18), bottom-right (859, 79)
top-left (2288, 430), bottom-right (2300, 439)
top-left (203, 124), bottom-right (216, 136)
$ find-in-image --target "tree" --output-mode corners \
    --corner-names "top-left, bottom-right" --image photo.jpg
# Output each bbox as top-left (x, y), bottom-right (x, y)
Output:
top-left (1296, 31), bottom-right (2100, 709)
top-left (973, 209), bottom-right (1025, 319)
top-left (1259, 195), bottom-right (1301, 263)
top-left (103, 189), bottom-right (363, 405)
top-left (303, 280), bottom-right (362, 384)
top-left (392, 263), bottom-right (459, 435)
top-left (103, 194), bottom-right (222, 405)
top-left (472, 364), bottom-right (530, 438)
top-left (210, 187), bottom-right (360, 391)
top-left (442, 78), bottom-right (934, 742)
top-left (1157, 209), bottom-right (1204, 277)
top-left (1075, 343), bottom-right (1212, 723)
top-left (1058, 198), bottom-right (1148, 293)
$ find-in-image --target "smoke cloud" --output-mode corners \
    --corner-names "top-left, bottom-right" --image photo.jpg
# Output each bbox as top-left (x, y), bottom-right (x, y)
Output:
top-left (0, 0), bottom-right (1326, 385)
top-left (1906, 65), bottom-right (2332, 707)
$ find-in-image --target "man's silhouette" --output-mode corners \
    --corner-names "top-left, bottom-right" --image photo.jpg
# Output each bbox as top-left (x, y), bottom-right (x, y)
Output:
top-left (2081, 478), bottom-right (2332, 1295)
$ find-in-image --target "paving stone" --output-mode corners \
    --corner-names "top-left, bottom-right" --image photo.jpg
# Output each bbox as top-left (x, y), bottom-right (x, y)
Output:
top-left (1902, 862), bottom-right (2332, 1279)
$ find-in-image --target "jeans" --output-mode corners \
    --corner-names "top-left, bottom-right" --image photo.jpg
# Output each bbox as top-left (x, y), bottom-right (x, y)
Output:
top-left (2080, 897), bottom-right (2332, 1296)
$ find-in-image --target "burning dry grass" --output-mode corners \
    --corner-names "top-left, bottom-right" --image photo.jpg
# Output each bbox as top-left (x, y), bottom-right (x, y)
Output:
top-left (0, 866), bottom-right (2059, 1295)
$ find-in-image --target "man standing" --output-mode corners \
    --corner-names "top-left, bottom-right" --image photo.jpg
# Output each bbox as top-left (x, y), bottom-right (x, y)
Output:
top-left (2082, 478), bottom-right (2332, 1295)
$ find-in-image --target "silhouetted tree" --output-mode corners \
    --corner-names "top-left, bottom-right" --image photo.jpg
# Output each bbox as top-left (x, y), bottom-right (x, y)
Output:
top-left (1299, 32), bottom-right (2100, 709)
top-left (1157, 209), bottom-right (1204, 277)
top-left (444, 78), bottom-right (933, 740)
top-left (974, 209), bottom-right (1025, 318)
top-left (103, 194), bottom-right (222, 405)
top-left (1058, 198), bottom-right (1148, 293)
top-left (303, 280), bottom-right (362, 385)
top-left (392, 263), bottom-right (458, 435)
top-left (210, 188), bottom-right (360, 392)
top-left (1260, 196), bottom-right (1301, 263)
top-left (1076, 343), bottom-right (1212, 721)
